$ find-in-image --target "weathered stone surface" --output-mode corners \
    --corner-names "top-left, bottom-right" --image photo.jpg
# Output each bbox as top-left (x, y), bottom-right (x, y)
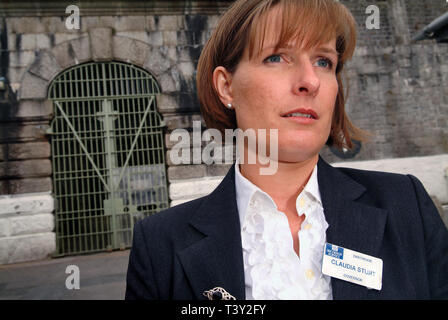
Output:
top-left (176, 45), bottom-right (202, 62)
top-left (6, 66), bottom-right (27, 84)
top-left (169, 176), bottom-right (223, 201)
top-left (177, 61), bottom-right (195, 79)
top-left (89, 27), bottom-right (113, 61)
top-left (54, 32), bottom-right (83, 46)
top-left (0, 159), bottom-right (52, 178)
top-left (157, 15), bottom-right (185, 31)
top-left (0, 193), bottom-right (55, 264)
top-left (144, 46), bottom-right (172, 76)
top-left (156, 92), bottom-right (199, 114)
top-left (168, 164), bottom-right (206, 180)
top-left (0, 193), bottom-right (54, 217)
top-left (68, 35), bottom-right (91, 64)
top-left (51, 36), bottom-right (92, 68)
top-left (3, 177), bottom-right (53, 195)
top-left (147, 31), bottom-right (164, 46)
top-left (6, 17), bottom-right (46, 34)
top-left (163, 31), bottom-right (178, 46)
top-left (146, 16), bottom-right (157, 31)
top-left (113, 36), bottom-right (150, 67)
top-left (156, 93), bottom-right (179, 114)
top-left (0, 210), bottom-right (53, 237)
top-left (0, 99), bottom-right (52, 121)
top-left (51, 41), bottom-right (77, 69)
top-left (166, 146), bottom-right (202, 166)
top-left (97, 15), bottom-right (148, 32)
top-left (9, 213), bottom-right (54, 236)
top-left (332, 154), bottom-right (448, 203)
top-left (0, 219), bottom-right (10, 237)
top-left (4, 142), bottom-right (51, 160)
top-left (158, 71), bottom-right (178, 92)
top-left (35, 33), bottom-right (52, 50)
top-left (158, 67), bottom-right (183, 93)
top-left (115, 31), bottom-right (149, 43)
top-left (9, 50), bottom-right (35, 68)
top-left (0, 122), bottom-right (50, 142)
top-left (43, 16), bottom-right (77, 33)
top-left (19, 33), bottom-right (37, 50)
top-left (28, 50), bottom-right (62, 82)
top-left (17, 72), bottom-right (48, 100)
top-left (205, 163), bottom-right (232, 177)
top-left (13, 99), bottom-right (53, 120)
top-left (0, 232), bottom-right (56, 265)
top-left (164, 114), bottom-right (203, 130)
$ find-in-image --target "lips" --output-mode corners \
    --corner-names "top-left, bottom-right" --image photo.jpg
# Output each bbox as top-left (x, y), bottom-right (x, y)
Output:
top-left (281, 108), bottom-right (318, 120)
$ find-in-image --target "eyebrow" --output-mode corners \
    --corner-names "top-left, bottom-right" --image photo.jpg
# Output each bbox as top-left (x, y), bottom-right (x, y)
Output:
top-left (315, 47), bottom-right (339, 57)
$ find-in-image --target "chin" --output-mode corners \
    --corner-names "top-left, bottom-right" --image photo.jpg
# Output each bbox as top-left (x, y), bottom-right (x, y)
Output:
top-left (276, 150), bottom-right (320, 164)
top-left (274, 136), bottom-right (325, 163)
top-left (275, 145), bottom-right (321, 163)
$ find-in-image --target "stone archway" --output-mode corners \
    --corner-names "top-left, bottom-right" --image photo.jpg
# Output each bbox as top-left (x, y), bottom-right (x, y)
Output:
top-left (17, 27), bottom-right (172, 101)
top-left (12, 28), bottom-right (177, 258)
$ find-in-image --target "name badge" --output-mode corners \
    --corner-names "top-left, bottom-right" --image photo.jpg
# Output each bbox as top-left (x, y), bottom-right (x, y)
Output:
top-left (322, 243), bottom-right (383, 290)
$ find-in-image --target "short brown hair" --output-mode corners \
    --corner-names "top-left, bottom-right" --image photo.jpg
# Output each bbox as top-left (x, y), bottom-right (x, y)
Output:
top-left (197, 0), bottom-right (365, 150)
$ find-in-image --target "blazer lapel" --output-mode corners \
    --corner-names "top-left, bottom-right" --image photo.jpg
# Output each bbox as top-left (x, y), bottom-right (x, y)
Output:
top-left (177, 159), bottom-right (388, 300)
top-left (318, 157), bottom-right (388, 299)
top-left (177, 165), bottom-right (246, 300)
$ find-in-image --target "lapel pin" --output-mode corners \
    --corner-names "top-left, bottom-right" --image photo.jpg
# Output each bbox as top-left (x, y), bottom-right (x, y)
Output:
top-left (203, 287), bottom-right (236, 300)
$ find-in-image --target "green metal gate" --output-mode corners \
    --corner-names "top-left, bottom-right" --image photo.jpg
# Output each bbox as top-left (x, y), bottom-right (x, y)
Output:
top-left (47, 61), bottom-right (169, 256)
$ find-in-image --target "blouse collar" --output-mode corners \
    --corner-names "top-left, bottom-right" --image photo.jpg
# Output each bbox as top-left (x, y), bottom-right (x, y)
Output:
top-left (234, 158), bottom-right (322, 229)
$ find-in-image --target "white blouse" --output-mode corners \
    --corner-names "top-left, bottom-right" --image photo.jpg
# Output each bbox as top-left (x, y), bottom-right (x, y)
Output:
top-left (234, 160), bottom-right (333, 300)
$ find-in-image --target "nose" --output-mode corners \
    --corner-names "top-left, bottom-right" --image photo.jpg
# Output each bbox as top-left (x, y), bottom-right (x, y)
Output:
top-left (292, 60), bottom-right (320, 97)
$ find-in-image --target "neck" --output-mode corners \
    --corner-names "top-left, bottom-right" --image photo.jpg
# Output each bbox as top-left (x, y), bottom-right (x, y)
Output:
top-left (239, 154), bottom-right (318, 211)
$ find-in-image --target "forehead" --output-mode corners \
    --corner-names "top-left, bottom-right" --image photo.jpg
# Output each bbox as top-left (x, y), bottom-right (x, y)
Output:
top-left (246, 4), bottom-right (339, 59)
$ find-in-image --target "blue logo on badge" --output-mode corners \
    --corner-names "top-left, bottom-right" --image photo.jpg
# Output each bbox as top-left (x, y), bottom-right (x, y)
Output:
top-left (325, 243), bottom-right (344, 259)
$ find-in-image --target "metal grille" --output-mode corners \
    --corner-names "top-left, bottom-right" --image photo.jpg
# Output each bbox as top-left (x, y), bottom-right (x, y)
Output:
top-left (48, 61), bottom-right (168, 256)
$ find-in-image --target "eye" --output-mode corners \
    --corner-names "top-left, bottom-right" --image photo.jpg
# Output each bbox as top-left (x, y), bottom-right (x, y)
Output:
top-left (315, 57), bottom-right (334, 69)
top-left (264, 54), bottom-right (283, 63)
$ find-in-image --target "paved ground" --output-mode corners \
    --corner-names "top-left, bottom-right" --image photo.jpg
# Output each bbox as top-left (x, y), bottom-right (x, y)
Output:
top-left (0, 249), bottom-right (130, 300)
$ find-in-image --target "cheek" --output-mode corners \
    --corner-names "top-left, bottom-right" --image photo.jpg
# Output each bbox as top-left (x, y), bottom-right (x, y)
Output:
top-left (232, 72), bottom-right (280, 127)
top-left (234, 72), bottom-right (276, 106)
top-left (315, 79), bottom-right (338, 141)
top-left (324, 79), bottom-right (339, 118)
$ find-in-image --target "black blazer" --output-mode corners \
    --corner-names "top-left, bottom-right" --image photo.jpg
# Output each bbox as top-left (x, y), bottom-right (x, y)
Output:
top-left (125, 157), bottom-right (448, 300)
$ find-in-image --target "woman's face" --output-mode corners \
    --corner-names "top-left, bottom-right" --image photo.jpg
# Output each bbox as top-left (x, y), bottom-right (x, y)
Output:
top-left (219, 12), bottom-right (339, 164)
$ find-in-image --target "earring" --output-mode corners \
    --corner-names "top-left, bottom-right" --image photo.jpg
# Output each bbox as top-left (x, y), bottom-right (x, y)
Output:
top-left (226, 103), bottom-right (233, 109)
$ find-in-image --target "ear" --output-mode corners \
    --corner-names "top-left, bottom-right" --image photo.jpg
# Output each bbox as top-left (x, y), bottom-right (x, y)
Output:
top-left (212, 66), bottom-right (233, 106)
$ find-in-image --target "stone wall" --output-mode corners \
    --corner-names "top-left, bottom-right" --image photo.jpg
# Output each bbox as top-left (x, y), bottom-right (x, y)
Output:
top-left (0, 193), bottom-right (55, 264)
top-left (320, 0), bottom-right (448, 162)
top-left (0, 95), bottom-right (53, 195)
top-left (320, 42), bottom-right (448, 162)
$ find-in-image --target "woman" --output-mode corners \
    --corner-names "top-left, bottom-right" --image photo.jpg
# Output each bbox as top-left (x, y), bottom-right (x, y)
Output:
top-left (126, 0), bottom-right (448, 300)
